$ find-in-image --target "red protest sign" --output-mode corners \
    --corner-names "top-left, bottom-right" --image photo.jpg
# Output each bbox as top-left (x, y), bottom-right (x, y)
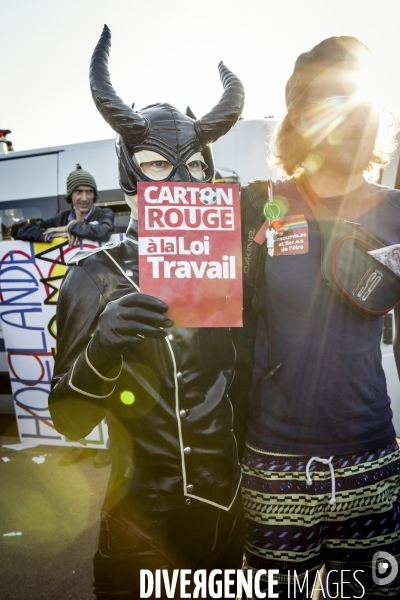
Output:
top-left (138, 182), bottom-right (242, 327)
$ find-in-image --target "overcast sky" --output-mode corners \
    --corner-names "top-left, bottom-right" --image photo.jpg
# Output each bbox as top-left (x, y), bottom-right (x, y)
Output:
top-left (2, 0), bottom-right (400, 152)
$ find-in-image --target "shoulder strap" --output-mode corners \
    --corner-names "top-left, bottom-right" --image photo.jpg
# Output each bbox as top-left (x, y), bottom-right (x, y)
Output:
top-left (241, 181), bottom-right (270, 295)
top-left (296, 180), bottom-right (320, 208)
top-left (234, 182), bottom-right (270, 367)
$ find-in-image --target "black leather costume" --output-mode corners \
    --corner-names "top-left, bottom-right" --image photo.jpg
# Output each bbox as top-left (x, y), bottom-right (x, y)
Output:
top-left (48, 26), bottom-right (245, 598)
top-left (49, 222), bottom-right (243, 596)
top-left (50, 219), bottom-right (241, 509)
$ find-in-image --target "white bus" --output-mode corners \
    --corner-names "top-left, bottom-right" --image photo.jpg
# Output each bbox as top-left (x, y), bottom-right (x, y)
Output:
top-left (0, 119), bottom-right (399, 435)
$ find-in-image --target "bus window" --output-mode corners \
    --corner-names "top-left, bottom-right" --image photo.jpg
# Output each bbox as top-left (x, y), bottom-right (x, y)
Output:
top-left (0, 196), bottom-right (58, 239)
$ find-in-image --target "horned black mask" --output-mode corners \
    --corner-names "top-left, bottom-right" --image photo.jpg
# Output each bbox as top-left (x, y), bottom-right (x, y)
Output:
top-left (89, 25), bottom-right (245, 195)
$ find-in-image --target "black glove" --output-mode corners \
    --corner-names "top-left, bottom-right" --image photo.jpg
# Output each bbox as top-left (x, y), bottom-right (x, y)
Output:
top-left (89, 292), bottom-right (173, 370)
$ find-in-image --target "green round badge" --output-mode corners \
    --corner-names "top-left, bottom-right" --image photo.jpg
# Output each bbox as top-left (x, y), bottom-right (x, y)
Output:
top-left (264, 203), bottom-right (281, 219)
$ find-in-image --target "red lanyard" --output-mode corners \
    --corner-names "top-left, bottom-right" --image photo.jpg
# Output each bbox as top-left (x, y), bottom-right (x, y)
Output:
top-left (296, 180), bottom-right (321, 209)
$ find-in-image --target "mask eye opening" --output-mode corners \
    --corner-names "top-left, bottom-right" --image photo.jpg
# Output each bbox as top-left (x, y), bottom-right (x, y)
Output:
top-left (132, 151), bottom-right (174, 181)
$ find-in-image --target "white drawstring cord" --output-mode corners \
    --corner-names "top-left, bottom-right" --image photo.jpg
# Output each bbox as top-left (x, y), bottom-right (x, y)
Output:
top-left (305, 456), bottom-right (336, 506)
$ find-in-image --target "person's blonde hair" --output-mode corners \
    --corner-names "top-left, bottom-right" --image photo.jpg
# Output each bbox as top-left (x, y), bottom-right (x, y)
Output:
top-left (271, 110), bottom-right (399, 180)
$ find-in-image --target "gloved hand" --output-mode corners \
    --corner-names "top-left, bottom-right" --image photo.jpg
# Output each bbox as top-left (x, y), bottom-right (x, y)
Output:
top-left (88, 292), bottom-right (173, 370)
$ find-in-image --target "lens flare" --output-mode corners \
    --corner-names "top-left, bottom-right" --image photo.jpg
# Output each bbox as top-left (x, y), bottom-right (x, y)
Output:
top-left (120, 391), bottom-right (135, 405)
top-left (302, 92), bottom-right (382, 149)
top-left (263, 195), bottom-right (288, 220)
top-left (304, 151), bottom-right (324, 174)
top-left (300, 96), bottom-right (357, 147)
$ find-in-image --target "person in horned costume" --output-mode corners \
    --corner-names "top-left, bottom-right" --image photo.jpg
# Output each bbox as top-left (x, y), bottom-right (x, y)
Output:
top-left (48, 25), bottom-right (245, 599)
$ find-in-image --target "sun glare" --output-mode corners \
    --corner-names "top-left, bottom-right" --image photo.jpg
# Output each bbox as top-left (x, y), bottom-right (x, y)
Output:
top-left (299, 51), bottom-right (391, 150)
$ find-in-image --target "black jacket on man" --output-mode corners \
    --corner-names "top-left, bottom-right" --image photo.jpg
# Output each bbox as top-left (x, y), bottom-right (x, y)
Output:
top-left (16, 207), bottom-right (114, 242)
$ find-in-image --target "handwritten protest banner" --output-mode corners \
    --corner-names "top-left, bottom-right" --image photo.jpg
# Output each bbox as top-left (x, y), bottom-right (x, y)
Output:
top-left (138, 182), bottom-right (242, 327)
top-left (0, 236), bottom-right (123, 447)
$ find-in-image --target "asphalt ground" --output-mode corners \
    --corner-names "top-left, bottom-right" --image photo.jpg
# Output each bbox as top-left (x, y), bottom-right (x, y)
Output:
top-left (0, 414), bottom-right (334, 600)
top-left (0, 414), bottom-right (108, 600)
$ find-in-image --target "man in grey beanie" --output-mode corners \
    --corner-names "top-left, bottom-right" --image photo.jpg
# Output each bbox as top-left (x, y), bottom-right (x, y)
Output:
top-left (16, 164), bottom-right (114, 247)
top-left (16, 164), bottom-right (115, 468)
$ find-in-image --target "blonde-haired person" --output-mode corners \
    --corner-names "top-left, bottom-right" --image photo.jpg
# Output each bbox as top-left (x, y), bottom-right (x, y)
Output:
top-left (237, 37), bottom-right (400, 600)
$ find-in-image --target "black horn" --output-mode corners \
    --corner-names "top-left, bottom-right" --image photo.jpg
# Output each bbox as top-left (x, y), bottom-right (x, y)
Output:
top-left (89, 25), bottom-right (149, 144)
top-left (186, 106), bottom-right (197, 120)
top-left (194, 62), bottom-right (245, 145)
